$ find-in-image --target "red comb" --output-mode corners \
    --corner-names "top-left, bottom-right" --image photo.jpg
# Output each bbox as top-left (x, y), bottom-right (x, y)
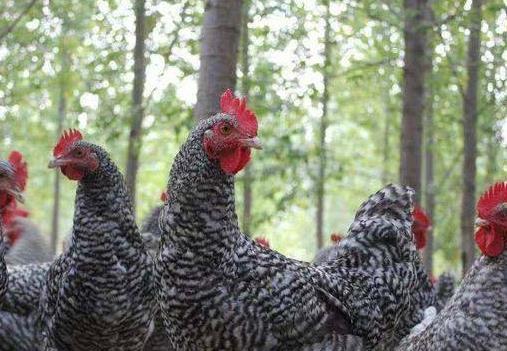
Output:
top-left (477, 182), bottom-right (507, 225)
top-left (53, 129), bottom-right (83, 157)
top-left (220, 89), bottom-right (258, 136)
top-left (160, 191), bottom-right (169, 202)
top-left (8, 151), bottom-right (28, 191)
top-left (255, 236), bottom-right (270, 248)
top-left (330, 233), bottom-right (342, 243)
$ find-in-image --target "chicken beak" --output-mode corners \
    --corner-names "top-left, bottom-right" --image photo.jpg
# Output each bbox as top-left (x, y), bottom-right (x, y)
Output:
top-left (48, 158), bottom-right (67, 169)
top-left (7, 186), bottom-right (24, 204)
top-left (475, 218), bottom-right (488, 227)
top-left (240, 137), bottom-right (263, 150)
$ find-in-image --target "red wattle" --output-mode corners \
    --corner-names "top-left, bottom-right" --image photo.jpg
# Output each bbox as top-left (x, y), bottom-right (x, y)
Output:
top-left (475, 227), bottom-right (504, 257)
top-left (219, 147), bottom-right (251, 175)
top-left (414, 230), bottom-right (427, 250)
top-left (62, 165), bottom-right (85, 181)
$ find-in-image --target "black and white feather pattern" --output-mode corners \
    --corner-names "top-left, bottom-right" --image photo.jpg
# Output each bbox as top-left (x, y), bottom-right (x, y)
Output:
top-left (396, 252), bottom-right (507, 350)
top-left (156, 115), bottom-right (434, 350)
top-left (37, 141), bottom-right (157, 351)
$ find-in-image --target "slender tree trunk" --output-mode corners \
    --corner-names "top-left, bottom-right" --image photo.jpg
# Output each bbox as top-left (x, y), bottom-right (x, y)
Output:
top-left (460, 0), bottom-right (482, 275)
top-left (422, 4), bottom-right (435, 274)
top-left (423, 65), bottom-right (435, 274)
top-left (381, 90), bottom-right (391, 185)
top-left (400, 0), bottom-right (429, 202)
top-left (194, 0), bottom-right (243, 121)
top-left (125, 0), bottom-right (146, 210)
top-left (316, 0), bottom-right (332, 250)
top-left (484, 121), bottom-right (498, 185)
top-left (50, 27), bottom-right (69, 255)
top-left (240, 0), bottom-right (253, 236)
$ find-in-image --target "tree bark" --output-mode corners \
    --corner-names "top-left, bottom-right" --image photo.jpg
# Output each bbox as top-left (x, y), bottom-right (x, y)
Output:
top-left (240, 0), bottom-right (252, 236)
top-left (316, 0), bottom-right (332, 250)
top-left (194, 0), bottom-right (243, 121)
top-left (423, 63), bottom-right (435, 274)
top-left (381, 89), bottom-right (391, 185)
top-left (400, 0), bottom-right (429, 202)
top-left (422, 4), bottom-right (435, 274)
top-left (460, 0), bottom-right (482, 275)
top-left (125, 0), bottom-right (146, 210)
top-left (50, 25), bottom-right (69, 255)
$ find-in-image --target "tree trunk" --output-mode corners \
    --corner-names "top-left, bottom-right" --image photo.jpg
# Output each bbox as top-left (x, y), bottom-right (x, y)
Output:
top-left (423, 64), bottom-right (435, 274)
top-left (194, 0), bottom-right (243, 121)
top-left (125, 0), bottom-right (147, 210)
top-left (240, 0), bottom-right (252, 236)
top-left (422, 4), bottom-right (435, 274)
top-left (50, 19), bottom-right (69, 255)
top-left (460, 0), bottom-right (482, 275)
top-left (316, 0), bottom-right (332, 250)
top-left (381, 89), bottom-right (391, 185)
top-left (400, 0), bottom-right (429, 203)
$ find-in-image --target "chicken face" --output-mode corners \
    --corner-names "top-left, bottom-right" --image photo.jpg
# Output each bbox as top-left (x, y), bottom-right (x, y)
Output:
top-left (203, 89), bottom-right (262, 175)
top-left (0, 160), bottom-right (24, 208)
top-left (48, 129), bottom-right (99, 181)
top-left (475, 182), bottom-right (507, 257)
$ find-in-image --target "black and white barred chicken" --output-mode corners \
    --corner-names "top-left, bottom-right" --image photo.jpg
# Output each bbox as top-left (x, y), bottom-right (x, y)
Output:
top-left (396, 181), bottom-right (507, 350)
top-left (313, 233), bottom-right (342, 264)
top-left (0, 311), bottom-right (39, 351)
top-left (433, 272), bottom-right (456, 312)
top-left (156, 90), bottom-right (433, 350)
top-left (1, 151), bottom-right (52, 266)
top-left (0, 153), bottom-right (26, 301)
top-left (36, 129), bottom-right (156, 350)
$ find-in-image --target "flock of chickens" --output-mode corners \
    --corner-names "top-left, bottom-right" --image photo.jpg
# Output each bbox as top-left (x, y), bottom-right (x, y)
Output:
top-left (0, 89), bottom-right (505, 350)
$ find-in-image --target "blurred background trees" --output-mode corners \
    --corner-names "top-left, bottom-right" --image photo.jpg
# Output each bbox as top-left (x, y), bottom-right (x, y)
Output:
top-left (0, 0), bottom-right (505, 274)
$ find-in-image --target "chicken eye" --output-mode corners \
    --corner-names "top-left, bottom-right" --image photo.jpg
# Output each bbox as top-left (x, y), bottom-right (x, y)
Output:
top-left (220, 124), bottom-right (232, 136)
top-left (73, 149), bottom-right (85, 158)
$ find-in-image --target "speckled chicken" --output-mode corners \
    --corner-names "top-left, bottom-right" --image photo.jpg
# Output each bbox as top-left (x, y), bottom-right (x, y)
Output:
top-left (0, 311), bottom-right (39, 351)
top-left (396, 181), bottom-right (507, 350)
top-left (0, 151), bottom-right (52, 266)
top-left (37, 130), bottom-right (156, 350)
top-left (155, 90), bottom-right (433, 350)
top-left (433, 272), bottom-right (456, 312)
top-left (313, 233), bottom-right (342, 264)
top-left (0, 154), bottom-right (26, 302)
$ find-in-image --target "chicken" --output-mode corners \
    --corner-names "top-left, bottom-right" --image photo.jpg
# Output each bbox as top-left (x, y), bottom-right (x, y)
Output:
top-left (313, 233), bottom-right (342, 264)
top-left (5, 217), bottom-right (52, 265)
top-left (1, 262), bottom-right (50, 316)
top-left (411, 206), bottom-right (430, 250)
top-left (0, 156), bottom-right (26, 301)
top-left (0, 151), bottom-right (52, 266)
top-left (156, 90), bottom-right (433, 350)
top-left (254, 236), bottom-right (270, 248)
top-left (141, 191), bottom-right (167, 239)
top-left (396, 181), bottom-right (507, 350)
top-left (433, 272), bottom-right (455, 312)
top-left (141, 192), bottom-right (174, 351)
top-left (0, 311), bottom-right (39, 351)
top-left (37, 129), bottom-right (156, 350)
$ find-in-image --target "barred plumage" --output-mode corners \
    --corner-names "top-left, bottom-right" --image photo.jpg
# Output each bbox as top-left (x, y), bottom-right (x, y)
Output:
top-left (37, 140), bottom-right (157, 350)
top-left (396, 252), bottom-right (507, 350)
top-left (0, 311), bottom-right (39, 351)
top-left (1, 263), bottom-right (50, 316)
top-left (5, 218), bottom-right (52, 266)
top-left (434, 272), bottom-right (456, 312)
top-left (156, 113), bottom-right (433, 350)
